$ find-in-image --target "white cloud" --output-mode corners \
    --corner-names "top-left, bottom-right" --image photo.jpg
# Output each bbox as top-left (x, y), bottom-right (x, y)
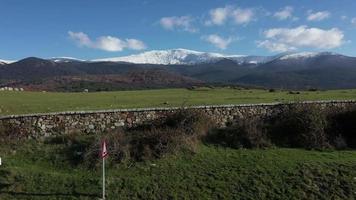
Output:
top-left (352, 18), bottom-right (356, 26)
top-left (202, 34), bottom-right (234, 49)
top-left (68, 31), bottom-right (146, 52)
top-left (274, 6), bottom-right (294, 20)
top-left (206, 6), bottom-right (230, 25)
top-left (257, 40), bottom-right (296, 52)
top-left (307, 11), bottom-right (330, 21)
top-left (341, 15), bottom-right (348, 20)
top-left (205, 6), bottom-right (255, 26)
top-left (159, 16), bottom-right (197, 32)
top-left (68, 31), bottom-right (91, 47)
top-left (126, 39), bottom-right (147, 50)
top-left (231, 8), bottom-right (254, 24)
top-left (95, 36), bottom-right (126, 51)
top-left (257, 26), bottom-right (344, 52)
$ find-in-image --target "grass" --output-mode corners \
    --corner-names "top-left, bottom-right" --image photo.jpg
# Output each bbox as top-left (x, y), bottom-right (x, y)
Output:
top-left (1, 87), bottom-right (356, 116)
top-left (1, 139), bottom-right (356, 200)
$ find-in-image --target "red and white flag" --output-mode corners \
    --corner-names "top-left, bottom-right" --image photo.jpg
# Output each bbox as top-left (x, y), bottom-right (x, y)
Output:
top-left (101, 140), bottom-right (108, 158)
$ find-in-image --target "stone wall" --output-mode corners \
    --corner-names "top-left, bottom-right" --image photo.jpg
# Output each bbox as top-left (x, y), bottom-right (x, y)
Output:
top-left (1, 100), bottom-right (356, 139)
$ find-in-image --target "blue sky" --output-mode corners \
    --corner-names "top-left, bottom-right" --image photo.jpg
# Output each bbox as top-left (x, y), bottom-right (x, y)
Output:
top-left (1, 0), bottom-right (356, 60)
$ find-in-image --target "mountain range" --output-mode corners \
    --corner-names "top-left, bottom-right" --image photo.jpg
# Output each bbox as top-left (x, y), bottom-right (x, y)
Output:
top-left (1, 49), bottom-right (356, 91)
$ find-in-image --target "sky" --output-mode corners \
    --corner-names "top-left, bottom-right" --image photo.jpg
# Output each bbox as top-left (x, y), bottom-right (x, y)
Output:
top-left (1, 0), bottom-right (356, 60)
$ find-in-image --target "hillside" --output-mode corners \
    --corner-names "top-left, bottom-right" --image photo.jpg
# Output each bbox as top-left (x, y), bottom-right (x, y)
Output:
top-left (0, 58), bottom-right (203, 91)
top-left (6, 70), bottom-right (203, 92)
top-left (1, 49), bottom-right (356, 90)
top-left (236, 54), bottom-right (356, 89)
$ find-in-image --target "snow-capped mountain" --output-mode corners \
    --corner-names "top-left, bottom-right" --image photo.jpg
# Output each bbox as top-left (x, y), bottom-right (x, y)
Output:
top-left (92, 49), bottom-right (274, 65)
top-left (2, 50), bottom-right (347, 66)
top-left (1, 50), bottom-right (356, 90)
top-left (93, 49), bottom-right (230, 64)
top-left (52, 51), bottom-right (351, 65)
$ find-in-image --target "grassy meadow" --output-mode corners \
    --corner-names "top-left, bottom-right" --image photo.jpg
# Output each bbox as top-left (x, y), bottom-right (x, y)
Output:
top-left (1, 141), bottom-right (356, 200)
top-left (1, 87), bottom-right (356, 116)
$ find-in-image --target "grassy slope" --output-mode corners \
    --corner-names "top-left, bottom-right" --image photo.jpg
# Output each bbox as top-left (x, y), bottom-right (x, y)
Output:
top-left (1, 88), bottom-right (356, 116)
top-left (1, 141), bottom-right (356, 200)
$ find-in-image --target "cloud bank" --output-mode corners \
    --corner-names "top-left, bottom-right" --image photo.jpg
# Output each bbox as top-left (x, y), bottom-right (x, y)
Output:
top-left (258, 26), bottom-right (344, 52)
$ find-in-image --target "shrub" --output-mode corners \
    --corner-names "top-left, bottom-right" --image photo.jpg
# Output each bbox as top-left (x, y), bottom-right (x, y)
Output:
top-left (0, 121), bottom-right (24, 144)
top-left (82, 128), bottom-right (197, 167)
top-left (71, 109), bottom-right (214, 168)
top-left (333, 135), bottom-right (348, 150)
top-left (0, 169), bottom-right (15, 191)
top-left (45, 133), bottom-right (99, 167)
top-left (164, 109), bottom-right (214, 137)
top-left (269, 104), bottom-right (330, 149)
top-left (82, 130), bottom-right (130, 168)
top-left (328, 109), bottom-right (356, 148)
top-left (129, 128), bottom-right (194, 161)
top-left (288, 91), bottom-right (300, 95)
top-left (126, 109), bottom-right (214, 161)
top-left (206, 117), bottom-right (271, 149)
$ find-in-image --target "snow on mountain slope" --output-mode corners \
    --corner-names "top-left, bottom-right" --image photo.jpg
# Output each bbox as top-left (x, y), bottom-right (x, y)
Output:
top-left (228, 55), bottom-right (277, 65)
top-left (49, 57), bottom-right (85, 63)
top-left (0, 59), bottom-right (16, 64)
top-left (2, 50), bottom-right (346, 66)
top-left (278, 52), bottom-right (339, 60)
top-left (90, 50), bottom-right (347, 65)
top-left (92, 49), bottom-right (251, 65)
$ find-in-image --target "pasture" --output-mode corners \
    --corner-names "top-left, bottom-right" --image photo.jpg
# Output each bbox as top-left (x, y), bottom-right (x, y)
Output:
top-left (1, 141), bottom-right (356, 200)
top-left (1, 87), bottom-right (356, 116)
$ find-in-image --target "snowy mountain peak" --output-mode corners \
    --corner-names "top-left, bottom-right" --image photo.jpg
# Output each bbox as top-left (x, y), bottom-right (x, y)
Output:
top-left (92, 49), bottom-right (248, 65)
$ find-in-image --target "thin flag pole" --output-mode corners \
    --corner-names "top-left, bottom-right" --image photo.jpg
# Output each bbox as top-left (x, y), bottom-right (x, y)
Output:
top-left (102, 155), bottom-right (105, 200)
top-left (101, 140), bottom-right (108, 200)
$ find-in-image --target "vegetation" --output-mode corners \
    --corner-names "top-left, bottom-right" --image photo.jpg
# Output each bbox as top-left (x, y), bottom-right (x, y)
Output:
top-left (2, 87), bottom-right (356, 116)
top-left (1, 109), bottom-right (356, 199)
top-left (1, 141), bottom-right (356, 200)
top-left (269, 104), bottom-right (330, 149)
top-left (208, 104), bottom-right (356, 150)
top-left (329, 110), bottom-right (356, 149)
top-left (206, 117), bottom-right (271, 149)
top-left (78, 110), bottom-right (213, 167)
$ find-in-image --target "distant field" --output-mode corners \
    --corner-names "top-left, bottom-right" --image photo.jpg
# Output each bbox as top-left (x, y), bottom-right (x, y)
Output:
top-left (1, 87), bottom-right (356, 116)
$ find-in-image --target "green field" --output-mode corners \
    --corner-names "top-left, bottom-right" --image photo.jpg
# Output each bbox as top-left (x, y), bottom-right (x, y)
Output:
top-left (1, 88), bottom-right (356, 116)
top-left (1, 141), bottom-right (355, 200)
